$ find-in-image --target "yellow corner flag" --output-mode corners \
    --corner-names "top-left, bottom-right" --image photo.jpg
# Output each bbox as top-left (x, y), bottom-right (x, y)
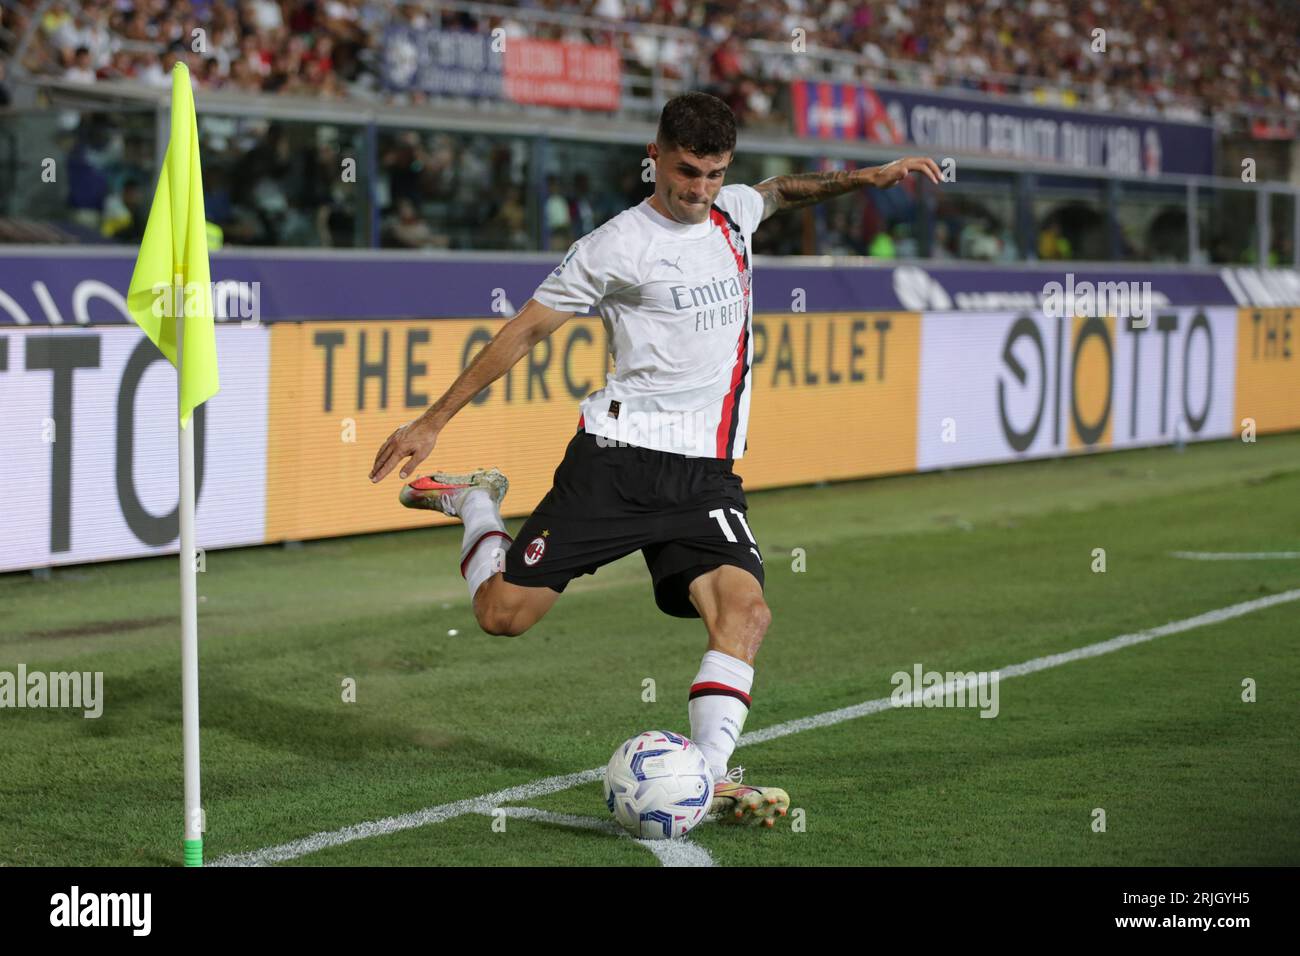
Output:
top-left (126, 63), bottom-right (219, 428)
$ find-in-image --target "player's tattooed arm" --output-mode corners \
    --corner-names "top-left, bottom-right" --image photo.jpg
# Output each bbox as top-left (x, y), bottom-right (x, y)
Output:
top-left (752, 156), bottom-right (942, 221)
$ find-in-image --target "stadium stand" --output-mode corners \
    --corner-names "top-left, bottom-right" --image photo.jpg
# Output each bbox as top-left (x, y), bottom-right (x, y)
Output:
top-left (0, 1), bottom-right (1295, 262)
top-left (3, 1), bottom-right (1296, 122)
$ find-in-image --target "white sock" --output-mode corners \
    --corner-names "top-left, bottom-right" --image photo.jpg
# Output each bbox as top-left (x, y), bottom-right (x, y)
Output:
top-left (688, 650), bottom-right (754, 781)
top-left (457, 489), bottom-right (511, 602)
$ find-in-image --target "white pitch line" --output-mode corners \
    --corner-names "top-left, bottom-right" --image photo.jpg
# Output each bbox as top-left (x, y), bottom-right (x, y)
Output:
top-left (743, 588), bottom-right (1300, 743)
top-left (482, 807), bottom-right (714, 867)
top-left (1170, 551), bottom-right (1300, 561)
top-left (211, 769), bottom-right (601, 867)
top-left (640, 833), bottom-right (716, 868)
top-left (212, 587), bottom-right (1300, 867)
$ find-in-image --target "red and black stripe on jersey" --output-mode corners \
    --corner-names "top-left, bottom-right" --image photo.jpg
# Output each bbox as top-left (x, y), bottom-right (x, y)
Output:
top-left (575, 204), bottom-right (753, 455)
top-left (709, 202), bottom-right (752, 460)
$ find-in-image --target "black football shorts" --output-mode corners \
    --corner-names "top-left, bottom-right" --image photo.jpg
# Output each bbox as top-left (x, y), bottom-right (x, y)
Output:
top-left (502, 427), bottom-right (765, 618)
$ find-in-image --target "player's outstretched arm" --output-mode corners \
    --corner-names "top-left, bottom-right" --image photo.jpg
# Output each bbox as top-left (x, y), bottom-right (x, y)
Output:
top-left (752, 156), bottom-right (941, 222)
top-left (368, 298), bottom-right (573, 483)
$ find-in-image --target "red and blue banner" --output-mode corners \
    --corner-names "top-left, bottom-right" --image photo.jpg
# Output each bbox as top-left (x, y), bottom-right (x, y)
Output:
top-left (792, 80), bottom-right (1215, 178)
top-left (381, 27), bottom-right (619, 111)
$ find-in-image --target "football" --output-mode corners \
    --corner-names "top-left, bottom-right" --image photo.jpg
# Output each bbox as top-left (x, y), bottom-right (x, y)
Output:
top-left (603, 731), bottom-right (714, 839)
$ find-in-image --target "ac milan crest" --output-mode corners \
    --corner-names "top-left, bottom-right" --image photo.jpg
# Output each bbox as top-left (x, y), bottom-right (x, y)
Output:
top-left (523, 536), bottom-right (547, 566)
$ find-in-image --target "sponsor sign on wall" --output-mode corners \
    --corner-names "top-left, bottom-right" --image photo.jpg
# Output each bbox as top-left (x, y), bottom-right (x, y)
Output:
top-left (1235, 307), bottom-right (1299, 434)
top-left (1, 252), bottom-right (1296, 572)
top-left (917, 308), bottom-right (1237, 469)
top-left (0, 327), bottom-right (268, 572)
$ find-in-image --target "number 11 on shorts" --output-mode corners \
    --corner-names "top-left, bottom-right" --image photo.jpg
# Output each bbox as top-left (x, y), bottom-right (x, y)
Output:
top-left (709, 507), bottom-right (762, 564)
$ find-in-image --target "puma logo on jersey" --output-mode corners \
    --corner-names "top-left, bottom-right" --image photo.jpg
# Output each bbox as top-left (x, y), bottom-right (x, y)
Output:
top-left (656, 256), bottom-right (683, 273)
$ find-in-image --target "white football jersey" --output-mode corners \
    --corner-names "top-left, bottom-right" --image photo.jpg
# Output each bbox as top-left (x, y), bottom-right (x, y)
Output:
top-left (531, 183), bottom-right (765, 459)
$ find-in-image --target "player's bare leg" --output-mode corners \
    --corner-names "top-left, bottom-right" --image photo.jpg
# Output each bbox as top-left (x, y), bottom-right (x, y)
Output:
top-left (688, 563), bottom-right (770, 665)
top-left (686, 564), bottom-right (789, 826)
top-left (471, 573), bottom-right (559, 636)
top-left (400, 468), bottom-right (559, 636)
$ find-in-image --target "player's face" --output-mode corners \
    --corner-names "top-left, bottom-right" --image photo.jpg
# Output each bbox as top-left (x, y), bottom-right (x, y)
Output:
top-left (649, 143), bottom-right (731, 224)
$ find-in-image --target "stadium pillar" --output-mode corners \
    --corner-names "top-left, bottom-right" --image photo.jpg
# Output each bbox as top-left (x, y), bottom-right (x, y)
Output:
top-left (366, 122), bottom-right (380, 249)
top-left (533, 136), bottom-right (550, 251)
top-left (1016, 173), bottom-right (1035, 261)
top-left (1256, 189), bottom-right (1269, 266)
top-left (1106, 178), bottom-right (1121, 261)
top-left (917, 186), bottom-right (932, 259)
top-left (1187, 183), bottom-right (1199, 264)
top-left (1293, 190), bottom-right (1300, 268)
top-left (153, 100), bottom-right (169, 185)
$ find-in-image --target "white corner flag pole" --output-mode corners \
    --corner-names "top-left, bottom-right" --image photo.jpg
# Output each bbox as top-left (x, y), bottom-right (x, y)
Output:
top-left (177, 305), bottom-right (204, 867)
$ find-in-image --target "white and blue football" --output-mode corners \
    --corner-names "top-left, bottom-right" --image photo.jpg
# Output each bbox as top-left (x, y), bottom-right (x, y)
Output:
top-left (603, 730), bottom-right (713, 839)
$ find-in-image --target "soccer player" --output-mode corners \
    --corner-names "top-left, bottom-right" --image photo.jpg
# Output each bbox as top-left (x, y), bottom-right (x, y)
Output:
top-left (370, 91), bottom-right (940, 826)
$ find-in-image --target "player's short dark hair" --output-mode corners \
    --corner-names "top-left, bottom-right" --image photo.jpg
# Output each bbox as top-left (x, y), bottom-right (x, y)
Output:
top-left (656, 92), bottom-right (737, 159)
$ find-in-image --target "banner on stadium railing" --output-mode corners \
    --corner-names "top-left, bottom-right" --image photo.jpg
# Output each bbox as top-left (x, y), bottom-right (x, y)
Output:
top-left (2, 253), bottom-right (1297, 572)
top-left (790, 80), bottom-right (1215, 177)
top-left (380, 27), bottom-right (619, 110)
top-left (381, 25), bottom-right (503, 99)
top-left (503, 39), bottom-right (620, 111)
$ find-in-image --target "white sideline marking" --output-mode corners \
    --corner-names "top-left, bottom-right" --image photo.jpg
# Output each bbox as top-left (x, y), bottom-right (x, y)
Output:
top-left (212, 588), bottom-right (1300, 867)
top-left (1170, 551), bottom-right (1300, 561)
top-left (742, 587), bottom-right (1300, 744)
top-left (212, 769), bottom-right (601, 867)
top-left (482, 807), bottom-right (715, 867)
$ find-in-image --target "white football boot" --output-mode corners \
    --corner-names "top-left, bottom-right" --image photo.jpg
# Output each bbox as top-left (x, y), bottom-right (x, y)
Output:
top-left (399, 468), bottom-right (509, 517)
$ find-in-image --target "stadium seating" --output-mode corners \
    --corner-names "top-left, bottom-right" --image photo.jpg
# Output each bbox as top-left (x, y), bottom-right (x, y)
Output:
top-left (4, 0), bottom-right (1296, 121)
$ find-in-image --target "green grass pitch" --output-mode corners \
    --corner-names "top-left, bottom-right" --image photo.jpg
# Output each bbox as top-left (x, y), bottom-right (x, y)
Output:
top-left (1, 434), bottom-right (1297, 866)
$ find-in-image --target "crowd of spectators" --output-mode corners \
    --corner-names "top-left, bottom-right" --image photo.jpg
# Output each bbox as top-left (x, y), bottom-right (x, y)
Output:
top-left (3, 0), bottom-right (1294, 258)
top-left (3, 0), bottom-right (367, 98)
top-left (3, 0), bottom-right (1296, 123)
